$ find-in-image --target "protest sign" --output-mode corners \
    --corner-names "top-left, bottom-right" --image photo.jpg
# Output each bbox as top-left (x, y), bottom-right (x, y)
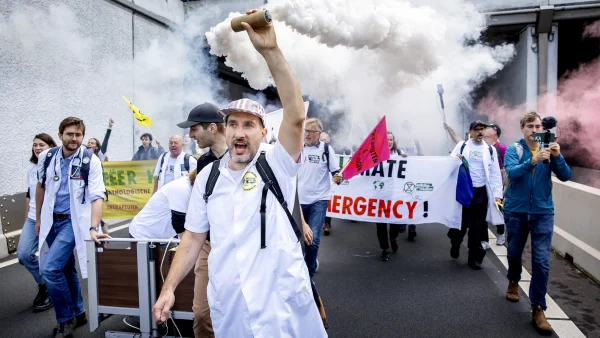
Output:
top-left (328, 155), bottom-right (462, 229)
top-left (102, 160), bottom-right (155, 218)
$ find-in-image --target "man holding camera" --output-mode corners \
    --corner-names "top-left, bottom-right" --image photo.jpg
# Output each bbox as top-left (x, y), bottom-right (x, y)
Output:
top-left (503, 111), bottom-right (572, 335)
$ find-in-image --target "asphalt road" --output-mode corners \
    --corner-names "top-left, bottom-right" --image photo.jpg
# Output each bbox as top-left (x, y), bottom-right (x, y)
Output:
top-left (1, 218), bottom-right (597, 337)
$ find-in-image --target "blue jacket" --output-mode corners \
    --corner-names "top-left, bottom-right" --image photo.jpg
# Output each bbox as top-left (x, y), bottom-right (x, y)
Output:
top-left (503, 139), bottom-right (572, 215)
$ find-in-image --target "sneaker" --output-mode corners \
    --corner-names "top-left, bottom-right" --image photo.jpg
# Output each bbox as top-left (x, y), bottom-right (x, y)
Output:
top-left (496, 233), bottom-right (506, 246)
top-left (380, 250), bottom-right (390, 262)
top-left (481, 241), bottom-right (491, 250)
top-left (398, 224), bottom-right (407, 234)
top-left (53, 318), bottom-right (75, 338)
top-left (408, 230), bottom-right (417, 242)
top-left (468, 260), bottom-right (482, 270)
top-left (450, 245), bottom-right (460, 259)
top-left (33, 284), bottom-right (53, 312)
top-left (390, 238), bottom-right (398, 253)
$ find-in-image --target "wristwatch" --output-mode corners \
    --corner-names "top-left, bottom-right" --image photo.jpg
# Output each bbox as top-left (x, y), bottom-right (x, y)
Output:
top-left (90, 226), bottom-right (100, 232)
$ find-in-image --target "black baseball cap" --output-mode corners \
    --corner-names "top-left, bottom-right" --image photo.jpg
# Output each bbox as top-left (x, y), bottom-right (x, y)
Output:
top-left (487, 123), bottom-right (501, 137)
top-left (469, 120), bottom-right (488, 130)
top-left (177, 102), bottom-right (223, 128)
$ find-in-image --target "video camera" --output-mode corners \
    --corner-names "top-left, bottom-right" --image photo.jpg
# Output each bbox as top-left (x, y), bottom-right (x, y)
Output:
top-left (534, 116), bottom-right (557, 164)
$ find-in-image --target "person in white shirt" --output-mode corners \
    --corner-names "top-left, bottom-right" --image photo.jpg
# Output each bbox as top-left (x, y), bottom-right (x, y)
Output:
top-left (299, 118), bottom-right (341, 275)
top-left (449, 120), bottom-right (503, 270)
top-left (153, 135), bottom-right (197, 194)
top-left (18, 133), bottom-right (57, 313)
top-left (129, 172), bottom-right (196, 239)
top-left (153, 13), bottom-right (327, 337)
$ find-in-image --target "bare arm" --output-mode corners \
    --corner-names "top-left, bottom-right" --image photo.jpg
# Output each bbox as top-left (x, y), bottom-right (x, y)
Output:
top-left (35, 183), bottom-right (44, 236)
top-left (153, 179), bottom-right (159, 195)
top-left (241, 13), bottom-right (304, 161)
top-left (444, 122), bottom-right (463, 144)
top-left (153, 231), bottom-right (206, 323)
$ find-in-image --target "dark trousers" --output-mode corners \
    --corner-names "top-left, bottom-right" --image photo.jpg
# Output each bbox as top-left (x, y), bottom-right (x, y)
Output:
top-left (376, 223), bottom-right (400, 250)
top-left (448, 186), bottom-right (489, 264)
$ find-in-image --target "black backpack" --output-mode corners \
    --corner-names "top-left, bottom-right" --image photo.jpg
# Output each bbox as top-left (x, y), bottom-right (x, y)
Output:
top-left (158, 152), bottom-right (191, 176)
top-left (41, 147), bottom-right (99, 204)
top-left (203, 151), bottom-right (302, 249)
top-left (320, 142), bottom-right (340, 176)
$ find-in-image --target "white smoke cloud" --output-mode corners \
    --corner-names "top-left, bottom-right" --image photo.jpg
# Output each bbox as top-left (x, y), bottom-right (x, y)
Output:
top-left (206, 0), bottom-right (515, 154)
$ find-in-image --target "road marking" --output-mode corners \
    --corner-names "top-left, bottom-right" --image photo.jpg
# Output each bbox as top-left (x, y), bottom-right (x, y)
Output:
top-left (486, 229), bottom-right (587, 337)
top-left (0, 223), bottom-right (130, 269)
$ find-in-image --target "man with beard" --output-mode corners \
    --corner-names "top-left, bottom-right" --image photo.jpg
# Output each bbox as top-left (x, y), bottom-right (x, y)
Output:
top-left (36, 117), bottom-right (106, 337)
top-left (153, 12), bottom-right (327, 337)
top-left (448, 120), bottom-right (503, 270)
top-left (175, 102), bottom-right (228, 338)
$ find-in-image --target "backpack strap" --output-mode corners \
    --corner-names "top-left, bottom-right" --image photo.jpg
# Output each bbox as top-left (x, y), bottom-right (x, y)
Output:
top-left (40, 147), bottom-right (61, 189)
top-left (487, 144), bottom-right (493, 158)
top-left (184, 154), bottom-right (190, 172)
top-left (203, 160), bottom-right (221, 202)
top-left (255, 151), bottom-right (302, 248)
top-left (322, 142), bottom-right (329, 163)
top-left (459, 141), bottom-right (467, 155)
top-left (157, 152), bottom-right (169, 178)
top-left (514, 143), bottom-right (523, 161)
top-left (80, 148), bottom-right (95, 204)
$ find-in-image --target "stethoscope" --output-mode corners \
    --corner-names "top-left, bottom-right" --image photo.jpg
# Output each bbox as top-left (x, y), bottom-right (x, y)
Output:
top-left (52, 148), bottom-right (85, 182)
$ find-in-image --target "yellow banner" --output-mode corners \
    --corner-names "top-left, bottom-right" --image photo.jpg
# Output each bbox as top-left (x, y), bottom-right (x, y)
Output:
top-left (102, 160), bottom-right (156, 219)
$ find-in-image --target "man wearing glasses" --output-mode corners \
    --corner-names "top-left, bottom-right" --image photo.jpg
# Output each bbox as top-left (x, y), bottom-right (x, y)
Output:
top-left (298, 118), bottom-right (342, 277)
top-left (36, 117), bottom-right (105, 337)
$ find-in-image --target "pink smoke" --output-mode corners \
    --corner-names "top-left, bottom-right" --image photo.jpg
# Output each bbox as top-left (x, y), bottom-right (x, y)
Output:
top-left (478, 22), bottom-right (600, 170)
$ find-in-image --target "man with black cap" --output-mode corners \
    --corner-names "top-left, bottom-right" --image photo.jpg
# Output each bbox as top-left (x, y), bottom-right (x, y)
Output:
top-left (176, 102), bottom-right (227, 338)
top-left (449, 120), bottom-right (503, 270)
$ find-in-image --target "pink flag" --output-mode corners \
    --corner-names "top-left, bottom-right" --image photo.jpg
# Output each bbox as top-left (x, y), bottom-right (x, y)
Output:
top-left (342, 116), bottom-right (391, 180)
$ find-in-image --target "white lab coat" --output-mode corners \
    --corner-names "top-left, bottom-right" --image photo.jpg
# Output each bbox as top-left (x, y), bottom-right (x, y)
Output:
top-left (451, 140), bottom-right (504, 225)
top-left (185, 142), bottom-right (327, 338)
top-left (37, 146), bottom-right (105, 279)
top-left (154, 152), bottom-right (197, 190)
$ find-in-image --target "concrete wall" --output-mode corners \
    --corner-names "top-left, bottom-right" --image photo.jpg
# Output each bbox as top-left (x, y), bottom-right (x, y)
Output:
top-left (552, 177), bottom-right (600, 281)
top-left (0, 0), bottom-right (181, 258)
top-left (0, 0), bottom-right (179, 197)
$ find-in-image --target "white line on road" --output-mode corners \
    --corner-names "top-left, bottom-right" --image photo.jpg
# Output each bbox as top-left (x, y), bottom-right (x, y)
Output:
top-left (486, 229), bottom-right (587, 338)
top-left (0, 223), bottom-right (130, 270)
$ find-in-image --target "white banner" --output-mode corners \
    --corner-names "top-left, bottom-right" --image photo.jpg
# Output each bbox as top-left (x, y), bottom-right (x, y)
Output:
top-left (327, 155), bottom-right (462, 229)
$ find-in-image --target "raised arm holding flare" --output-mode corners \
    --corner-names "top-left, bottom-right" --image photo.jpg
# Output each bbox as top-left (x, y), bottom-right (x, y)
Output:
top-left (153, 10), bottom-right (325, 337)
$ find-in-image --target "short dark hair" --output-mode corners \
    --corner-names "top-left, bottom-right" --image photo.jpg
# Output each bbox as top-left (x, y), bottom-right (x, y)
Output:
top-left (140, 133), bottom-right (153, 141)
top-left (30, 133), bottom-right (57, 164)
top-left (197, 122), bottom-right (226, 134)
top-left (520, 111), bottom-right (542, 128)
top-left (59, 117), bottom-right (86, 135)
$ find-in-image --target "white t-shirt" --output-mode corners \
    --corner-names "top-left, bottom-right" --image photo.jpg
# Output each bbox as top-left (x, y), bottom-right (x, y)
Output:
top-left (163, 157), bottom-right (176, 185)
top-left (468, 140), bottom-right (487, 188)
top-left (26, 164), bottom-right (38, 220)
top-left (297, 142), bottom-right (340, 205)
top-left (129, 176), bottom-right (192, 239)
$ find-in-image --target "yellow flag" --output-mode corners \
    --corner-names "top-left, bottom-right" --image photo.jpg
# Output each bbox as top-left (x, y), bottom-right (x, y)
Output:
top-left (122, 96), bottom-right (153, 127)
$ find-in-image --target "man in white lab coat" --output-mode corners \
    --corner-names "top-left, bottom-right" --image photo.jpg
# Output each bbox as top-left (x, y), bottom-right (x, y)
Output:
top-left (153, 135), bottom-right (197, 194)
top-left (448, 120), bottom-right (504, 270)
top-left (153, 11), bottom-right (327, 337)
top-left (36, 117), bottom-right (105, 337)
